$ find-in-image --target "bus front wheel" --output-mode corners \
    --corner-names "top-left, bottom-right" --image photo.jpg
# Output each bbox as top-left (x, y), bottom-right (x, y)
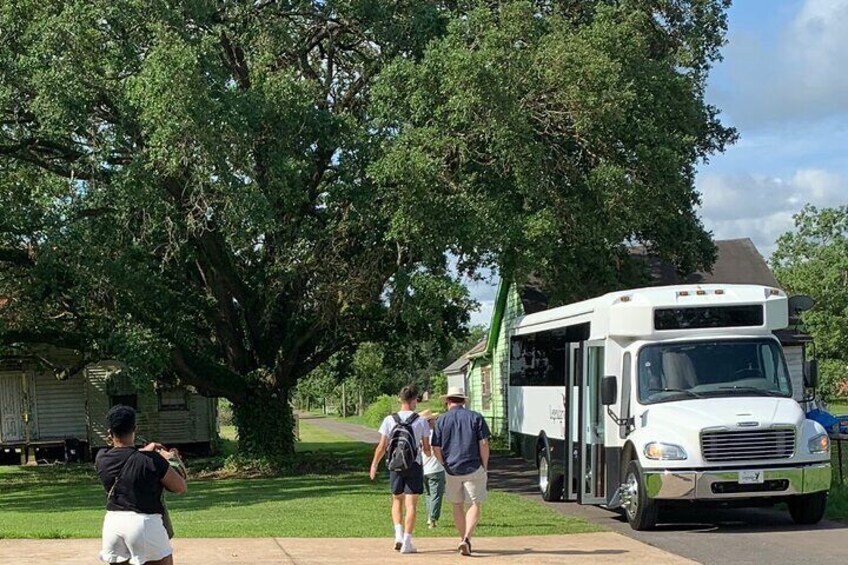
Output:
top-left (788, 492), bottom-right (827, 525)
top-left (537, 446), bottom-right (563, 502)
top-left (622, 460), bottom-right (658, 531)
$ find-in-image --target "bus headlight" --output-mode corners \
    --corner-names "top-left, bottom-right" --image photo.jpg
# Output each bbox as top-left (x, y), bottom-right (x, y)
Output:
top-left (808, 434), bottom-right (830, 454)
top-left (644, 442), bottom-right (688, 460)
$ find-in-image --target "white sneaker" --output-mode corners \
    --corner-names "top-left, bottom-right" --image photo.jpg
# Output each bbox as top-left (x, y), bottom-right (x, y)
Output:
top-left (400, 539), bottom-right (417, 554)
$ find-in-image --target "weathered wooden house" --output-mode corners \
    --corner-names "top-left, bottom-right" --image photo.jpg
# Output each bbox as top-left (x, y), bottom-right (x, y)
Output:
top-left (0, 347), bottom-right (217, 464)
top-left (454, 238), bottom-right (813, 437)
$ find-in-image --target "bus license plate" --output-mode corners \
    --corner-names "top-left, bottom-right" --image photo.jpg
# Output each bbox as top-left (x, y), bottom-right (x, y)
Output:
top-left (738, 470), bottom-right (764, 484)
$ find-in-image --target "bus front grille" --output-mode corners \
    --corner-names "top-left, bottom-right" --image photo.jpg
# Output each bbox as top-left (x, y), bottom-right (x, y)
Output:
top-left (700, 428), bottom-right (796, 462)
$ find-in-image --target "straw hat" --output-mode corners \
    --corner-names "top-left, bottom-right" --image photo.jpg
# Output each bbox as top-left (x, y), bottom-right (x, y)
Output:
top-left (440, 386), bottom-right (468, 400)
top-left (418, 409), bottom-right (440, 420)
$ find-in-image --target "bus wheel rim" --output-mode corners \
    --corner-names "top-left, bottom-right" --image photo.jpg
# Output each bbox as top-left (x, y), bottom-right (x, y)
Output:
top-left (625, 472), bottom-right (639, 518)
top-left (539, 457), bottom-right (549, 493)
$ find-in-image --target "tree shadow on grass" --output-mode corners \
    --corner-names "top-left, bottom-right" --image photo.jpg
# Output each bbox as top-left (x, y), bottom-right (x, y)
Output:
top-left (0, 470), bottom-right (381, 514)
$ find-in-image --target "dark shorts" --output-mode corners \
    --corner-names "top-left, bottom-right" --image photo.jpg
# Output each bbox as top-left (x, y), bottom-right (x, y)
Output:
top-left (389, 462), bottom-right (424, 495)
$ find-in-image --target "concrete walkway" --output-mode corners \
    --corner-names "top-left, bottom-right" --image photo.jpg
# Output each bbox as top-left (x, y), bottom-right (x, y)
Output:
top-left (0, 534), bottom-right (696, 564)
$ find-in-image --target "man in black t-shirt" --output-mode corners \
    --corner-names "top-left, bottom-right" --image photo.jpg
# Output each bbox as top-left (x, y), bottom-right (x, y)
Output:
top-left (95, 405), bottom-right (186, 565)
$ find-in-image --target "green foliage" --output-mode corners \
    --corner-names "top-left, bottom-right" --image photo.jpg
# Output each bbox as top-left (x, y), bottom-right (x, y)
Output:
top-left (1, 0), bottom-right (734, 456)
top-left (371, 0), bottom-right (734, 300)
top-left (363, 394), bottom-right (397, 429)
top-left (296, 325), bottom-right (487, 414)
top-left (230, 380), bottom-right (296, 459)
top-left (773, 205), bottom-right (848, 401)
top-left (217, 399), bottom-right (234, 427)
top-left (820, 359), bottom-right (848, 403)
top-left (431, 372), bottom-right (448, 397)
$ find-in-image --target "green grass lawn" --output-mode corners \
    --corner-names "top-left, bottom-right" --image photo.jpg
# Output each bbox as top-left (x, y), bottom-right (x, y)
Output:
top-left (0, 421), bottom-right (599, 539)
top-left (828, 402), bottom-right (848, 415)
top-left (828, 484), bottom-right (848, 522)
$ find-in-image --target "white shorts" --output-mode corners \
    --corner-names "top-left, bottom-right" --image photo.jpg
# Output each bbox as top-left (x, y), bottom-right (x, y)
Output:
top-left (445, 466), bottom-right (488, 505)
top-left (100, 510), bottom-right (172, 565)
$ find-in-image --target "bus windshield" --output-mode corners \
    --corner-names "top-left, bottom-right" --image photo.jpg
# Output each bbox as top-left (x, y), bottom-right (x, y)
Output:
top-left (637, 339), bottom-right (793, 404)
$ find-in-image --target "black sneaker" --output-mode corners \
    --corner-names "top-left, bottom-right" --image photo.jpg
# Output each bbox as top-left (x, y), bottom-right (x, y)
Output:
top-left (459, 538), bottom-right (471, 556)
top-left (394, 540), bottom-right (402, 552)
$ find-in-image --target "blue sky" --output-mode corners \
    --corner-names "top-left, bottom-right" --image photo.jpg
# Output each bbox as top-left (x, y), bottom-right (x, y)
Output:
top-left (467, 0), bottom-right (848, 327)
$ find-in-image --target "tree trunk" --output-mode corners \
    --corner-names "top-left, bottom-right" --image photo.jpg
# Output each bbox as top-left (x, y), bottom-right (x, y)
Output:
top-left (231, 383), bottom-right (295, 459)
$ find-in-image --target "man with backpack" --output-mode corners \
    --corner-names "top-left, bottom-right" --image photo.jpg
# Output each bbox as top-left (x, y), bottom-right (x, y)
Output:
top-left (369, 385), bottom-right (431, 554)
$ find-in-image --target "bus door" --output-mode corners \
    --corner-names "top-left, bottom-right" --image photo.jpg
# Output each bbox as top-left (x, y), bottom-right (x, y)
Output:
top-left (578, 340), bottom-right (607, 504)
top-left (564, 342), bottom-right (581, 501)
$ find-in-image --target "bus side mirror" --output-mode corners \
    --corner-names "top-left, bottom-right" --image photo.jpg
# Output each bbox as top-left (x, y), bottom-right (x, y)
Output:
top-left (601, 376), bottom-right (618, 406)
top-left (804, 359), bottom-right (818, 389)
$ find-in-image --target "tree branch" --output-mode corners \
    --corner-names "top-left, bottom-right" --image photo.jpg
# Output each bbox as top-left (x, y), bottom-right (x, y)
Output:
top-left (220, 32), bottom-right (251, 89)
top-left (170, 347), bottom-right (248, 402)
top-left (0, 328), bottom-right (88, 351)
top-left (0, 247), bottom-right (34, 267)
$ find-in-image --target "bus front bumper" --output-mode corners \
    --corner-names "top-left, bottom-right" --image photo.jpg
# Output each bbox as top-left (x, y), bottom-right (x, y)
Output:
top-left (643, 463), bottom-right (831, 500)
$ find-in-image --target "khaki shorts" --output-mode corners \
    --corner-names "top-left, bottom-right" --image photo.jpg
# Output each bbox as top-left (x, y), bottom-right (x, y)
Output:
top-left (445, 466), bottom-right (487, 505)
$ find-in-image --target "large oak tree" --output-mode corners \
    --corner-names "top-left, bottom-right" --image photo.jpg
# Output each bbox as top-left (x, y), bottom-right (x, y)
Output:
top-left (0, 0), bottom-right (734, 456)
top-left (773, 205), bottom-right (848, 400)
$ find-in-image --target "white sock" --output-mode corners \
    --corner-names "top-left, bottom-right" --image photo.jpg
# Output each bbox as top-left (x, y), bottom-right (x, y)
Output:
top-left (394, 524), bottom-right (403, 540)
top-left (403, 532), bottom-right (413, 543)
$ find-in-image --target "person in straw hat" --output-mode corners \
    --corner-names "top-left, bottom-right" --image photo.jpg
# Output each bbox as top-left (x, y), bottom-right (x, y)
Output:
top-left (431, 386), bottom-right (490, 557)
top-left (418, 409), bottom-right (445, 528)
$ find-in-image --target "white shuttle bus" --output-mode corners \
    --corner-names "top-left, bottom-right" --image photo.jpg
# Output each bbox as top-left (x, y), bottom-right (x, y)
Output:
top-left (508, 284), bottom-right (831, 530)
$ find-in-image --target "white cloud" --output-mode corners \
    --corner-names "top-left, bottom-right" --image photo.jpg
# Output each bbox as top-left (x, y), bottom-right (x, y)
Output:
top-left (469, 299), bottom-right (495, 328)
top-left (713, 0), bottom-right (848, 128)
top-left (698, 168), bottom-right (848, 256)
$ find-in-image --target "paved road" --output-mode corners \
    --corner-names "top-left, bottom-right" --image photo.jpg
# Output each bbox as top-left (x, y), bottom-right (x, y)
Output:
top-left (299, 414), bottom-right (380, 444)
top-left (489, 456), bottom-right (848, 565)
top-left (306, 416), bottom-right (848, 565)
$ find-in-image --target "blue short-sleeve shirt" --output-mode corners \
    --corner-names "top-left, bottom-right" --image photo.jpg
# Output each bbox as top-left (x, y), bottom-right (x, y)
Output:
top-left (431, 406), bottom-right (490, 476)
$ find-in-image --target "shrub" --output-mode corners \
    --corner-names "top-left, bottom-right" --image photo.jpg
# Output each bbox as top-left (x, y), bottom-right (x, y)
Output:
top-left (363, 394), bottom-right (397, 429)
top-left (217, 398), bottom-right (234, 426)
top-left (819, 359), bottom-right (848, 402)
top-left (430, 372), bottom-right (447, 397)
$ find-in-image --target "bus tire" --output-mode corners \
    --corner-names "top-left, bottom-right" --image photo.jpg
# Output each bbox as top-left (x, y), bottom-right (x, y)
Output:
top-left (788, 492), bottom-right (827, 525)
top-left (622, 460), bottom-right (658, 531)
top-left (537, 446), bottom-right (564, 502)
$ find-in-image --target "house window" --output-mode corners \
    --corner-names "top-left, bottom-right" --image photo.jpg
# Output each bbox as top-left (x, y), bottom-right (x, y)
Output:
top-left (110, 394), bottom-right (138, 410)
top-left (158, 389), bottom-right (188, 411)
top-left (481, 366), bottom-right (492, 411)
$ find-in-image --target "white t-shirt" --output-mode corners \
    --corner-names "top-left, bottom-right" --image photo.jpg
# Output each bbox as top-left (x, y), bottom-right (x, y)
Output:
top-left (422, 430), bottom-right (444, 475)
top-left (378, 411), bottom-right (430, 465)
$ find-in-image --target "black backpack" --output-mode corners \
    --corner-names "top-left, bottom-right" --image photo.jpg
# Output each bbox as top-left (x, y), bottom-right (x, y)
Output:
top-left (386, 412), bottom-right (420, 472)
